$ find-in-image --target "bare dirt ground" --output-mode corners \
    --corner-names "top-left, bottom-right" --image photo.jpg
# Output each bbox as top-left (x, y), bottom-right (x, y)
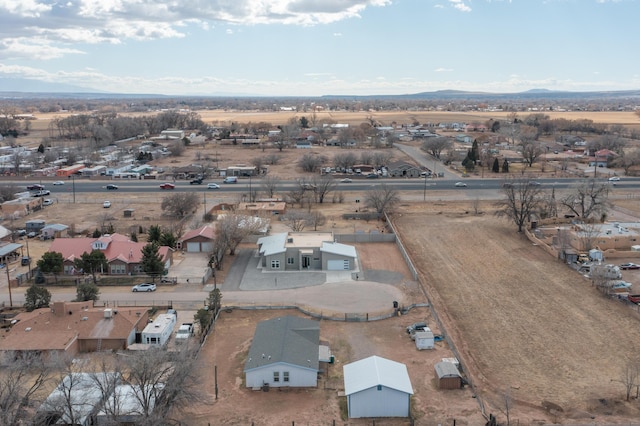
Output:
top-left (394, 203), bottom-right (640, 425)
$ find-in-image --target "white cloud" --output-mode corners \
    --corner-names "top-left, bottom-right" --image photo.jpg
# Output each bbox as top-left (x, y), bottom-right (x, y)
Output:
top-left (434, 67), bottom-right (454, 72)
top-left (448, 0), bottom-right (472, 12)
top-left (0, 0), bottom-right (394, 61)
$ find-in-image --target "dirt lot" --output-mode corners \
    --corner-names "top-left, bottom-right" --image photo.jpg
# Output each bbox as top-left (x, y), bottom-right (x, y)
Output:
top-left (394, 204), bottom-right (640, 425)
top-left (177, 308), bottom-right (485, 426)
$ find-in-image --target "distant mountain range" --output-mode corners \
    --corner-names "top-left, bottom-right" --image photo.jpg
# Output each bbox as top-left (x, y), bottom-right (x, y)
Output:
top-left (1, 77), bottom-right (639, 100)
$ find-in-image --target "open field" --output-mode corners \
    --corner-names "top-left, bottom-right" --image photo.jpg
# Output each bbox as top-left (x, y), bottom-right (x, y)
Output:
top-left (26, 110), bottom-right (640, 128)
top-left (394, 205), bottom-right (640, 424)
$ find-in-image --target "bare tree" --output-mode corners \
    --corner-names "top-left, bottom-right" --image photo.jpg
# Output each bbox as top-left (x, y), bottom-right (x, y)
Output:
top-left (560, 179), bottom-right (610, 221)
top-left (217, 214), bottom-right (264, 255)
top-left (161, 193), bottom-right (200, 218)
top-left (611, 149), bottom-right (640, 176)
top-left (495, 178), bottom-right (543, 232)
top-left (421, 136), bottom-right (452, 160)
top-left (364, 183), bottom-right (400, 215)
top-left (261, 174), bottom-right (280, 198)
top-left (619, 359), bottom-right (640, 401)
top-left (0, 352), bottom-right (52, 425)
top-left (298, 153), bottom-right (325, 173)
top-left (0, 183), bottom-right (18, 203)
top-left (309, 210), bottom-right (327, 231)
top-left (521, 140), bottom-right (544, 167)
top-left (577, 222), bottom-right (600, 252)
top-left (311, 175), bottom-right (337, 203)
top-left (282, 210), bottom-right (312, 232)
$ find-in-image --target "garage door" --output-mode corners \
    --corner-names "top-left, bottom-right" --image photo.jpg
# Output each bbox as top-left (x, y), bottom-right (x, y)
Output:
top-left (327, 259), bottom-right (350, 270)
top-left (186, 242), bottom-right (201, 252)
top-left (200, 242), bottom-right (213, 253)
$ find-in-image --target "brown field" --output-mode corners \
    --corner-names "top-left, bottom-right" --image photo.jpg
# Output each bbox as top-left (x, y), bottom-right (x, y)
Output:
top-left (26, 110), bottom-right (640, 129)
top-left (394, 205), bottom-right (640, 424)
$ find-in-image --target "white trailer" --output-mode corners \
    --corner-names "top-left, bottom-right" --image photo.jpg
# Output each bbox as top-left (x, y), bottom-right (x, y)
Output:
top-left (415, 328), bottom-right (435, 350)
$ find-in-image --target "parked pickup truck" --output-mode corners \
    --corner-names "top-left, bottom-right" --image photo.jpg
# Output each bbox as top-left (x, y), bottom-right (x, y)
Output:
top-left (175, 323), bottom-right (194, 341)
top-left (628, 294), bottom-right (640, 304)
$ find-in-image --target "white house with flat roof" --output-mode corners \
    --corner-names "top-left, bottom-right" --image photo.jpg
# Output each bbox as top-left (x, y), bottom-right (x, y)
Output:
top-left (257, 232), bottom-right (357, 271)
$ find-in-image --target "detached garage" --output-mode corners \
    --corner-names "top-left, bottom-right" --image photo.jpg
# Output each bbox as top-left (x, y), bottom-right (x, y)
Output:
top-left (344, 356), bottom-right (413, 418)
top-left (178, 225), bottom-right (215, 253)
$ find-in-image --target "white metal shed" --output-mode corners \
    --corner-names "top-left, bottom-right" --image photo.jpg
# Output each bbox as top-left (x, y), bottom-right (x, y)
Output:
top-left (344, 356), bottom-right (413, 418)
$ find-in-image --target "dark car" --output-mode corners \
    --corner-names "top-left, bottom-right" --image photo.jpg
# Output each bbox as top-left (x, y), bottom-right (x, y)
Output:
top-left (190, 178), bottom-right (203, 185)
top-left (106, 184), bottom-right (119, 190)
top-left (366, 173), bottom-right (379, 179)
top-left (160, 183), bottom-right (176, 190)
top-left (21, 256), bottom-right (31, 266)
top-left (27, 184), bottom-right (44, 191)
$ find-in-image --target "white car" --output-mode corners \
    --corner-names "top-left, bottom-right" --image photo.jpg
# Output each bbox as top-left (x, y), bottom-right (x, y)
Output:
top-left (608, 176), bottom-right (620, 182)
top-left (454, 182), bottom-right (467, 187)
top-left (340, 178), bottom-right (353, 183)
top-left (52, 180), bottom-right (65, 186)
top-left (207, 183), bottom-right (220, 189)
top-left (42, 199), bottom-right (54, 206)
top-left (103, 201), bottom-right (111, 208)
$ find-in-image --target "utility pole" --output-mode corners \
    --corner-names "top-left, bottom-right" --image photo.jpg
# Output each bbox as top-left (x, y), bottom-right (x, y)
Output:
top-left (6, 267), bottom-right (13, 307)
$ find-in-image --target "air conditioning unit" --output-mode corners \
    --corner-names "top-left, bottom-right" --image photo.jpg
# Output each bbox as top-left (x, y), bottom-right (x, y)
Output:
top-left (104, 308), bottom-right (113, 319)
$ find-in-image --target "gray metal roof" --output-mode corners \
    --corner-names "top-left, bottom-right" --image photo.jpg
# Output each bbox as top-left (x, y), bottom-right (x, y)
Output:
top-left (0, 242), bottom-right (22, 257)
top-left (244, 316), bottom-right (320, 372)
top-left (343, 356), bottom-right (413, 396)
top-left (434, 361), bottom-right (461, 379)
top-left (42, 223), bottom-right (69, 231)
top-left (320, 241), bottom-right (357, 258)
top-left (257, 233), bottom-right (287, 256)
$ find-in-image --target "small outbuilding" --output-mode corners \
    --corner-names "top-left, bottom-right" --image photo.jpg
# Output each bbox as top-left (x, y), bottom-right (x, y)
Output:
top-left (434, 361), bottom-right (462, 390)
top-left (141, 313), bottom-right (177, 346)
top-left (415, 328), bottom-right (434, 350)
top-left (344, 355), bottom-right (413, 418)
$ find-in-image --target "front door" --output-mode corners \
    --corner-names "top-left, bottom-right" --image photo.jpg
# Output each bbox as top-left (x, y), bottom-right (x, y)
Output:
top-left (302, 256), bottom-right (311, 269)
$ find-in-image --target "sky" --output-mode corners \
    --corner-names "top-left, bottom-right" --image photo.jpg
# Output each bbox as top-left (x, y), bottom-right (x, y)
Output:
top-left (0, 0), bottom-right (638, 97)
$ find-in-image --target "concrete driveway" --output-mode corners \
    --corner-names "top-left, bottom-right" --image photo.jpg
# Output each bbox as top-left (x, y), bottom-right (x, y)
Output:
top-left (169, 252), bottom-right (210, 285)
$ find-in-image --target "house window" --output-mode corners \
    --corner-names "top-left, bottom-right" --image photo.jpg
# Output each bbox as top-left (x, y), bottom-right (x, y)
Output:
top-left (287, 257), bottom-right (295, 265)
top-left (283, 372), bottom-right (289, 382)
top-left (377, 385), bottom-right (382, 391)
top-left (271, 260), bottom-right (280, 269)
top-left (110, 264), bottom-right (126, 275)
top-left (273, 372), bottom-right (280, 382)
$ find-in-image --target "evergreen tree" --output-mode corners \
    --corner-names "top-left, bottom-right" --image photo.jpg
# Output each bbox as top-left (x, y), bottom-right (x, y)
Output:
top-left (502, 159), bottom-right (509, 173)
top-left (470, 140), bottom-right (479, 163)
top-left (492, 158), bottom-right (500, 173)
top-left (130, 232), bottom-right (138, 242)
top-left (37, 251), bottom-right (63, 284)
top-left (148, 225), bottom-right (162, 243)
top-left (75, 282), bottom-right (100, 302)
top-left (24, 284), bottom-right (51, 311)
top-left (141, 242), bottom-right (165, 279)
top-left (74, 250), bottom-right (108, 285)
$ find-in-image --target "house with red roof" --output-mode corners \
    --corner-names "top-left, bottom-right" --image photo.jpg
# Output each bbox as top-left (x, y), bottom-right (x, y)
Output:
top-left (48, 233), bottom-right (173, 276)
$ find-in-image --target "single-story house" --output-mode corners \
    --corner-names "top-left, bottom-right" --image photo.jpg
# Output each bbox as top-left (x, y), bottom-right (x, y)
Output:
top-left (344, 356), bottom-right (414, 418)
top-left (434, 361), bottom-right (462, 389)
top-left (40, 223), bottom-right (69, 240)
top-left (237, 201), bottom-right (286, 216)
top-left (49, 233), bottom-right (173, 275)
top-left (257, 232), bottom-right (358, 271)
top-left (244, 316), bottom-right (320, 389)
top-left (387, 161), bottom-right (422, 178)
top-left (178, 225), bottom-right (215, 252)
top-left (0, 301), bottom-right (150, 356)
top-left (0, 197), bottom-right (42, 218)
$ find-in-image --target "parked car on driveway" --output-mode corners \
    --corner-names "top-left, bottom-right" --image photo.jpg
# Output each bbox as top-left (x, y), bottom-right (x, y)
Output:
top-left (132, 283), bottom-right (156, 292)
top-left (620, 263), bottom-right (640, 270)
top-left (159, 183), bottom-right (175, 190)
top-left (106, 184), bottom-right (118, 190)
